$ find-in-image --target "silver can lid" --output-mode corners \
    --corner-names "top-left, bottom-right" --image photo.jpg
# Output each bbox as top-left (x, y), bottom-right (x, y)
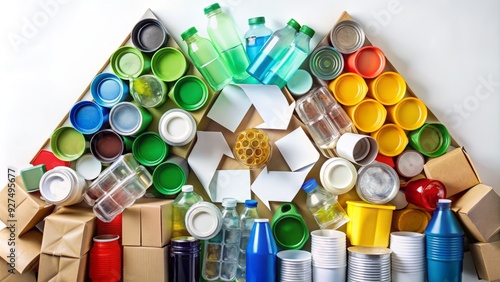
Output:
top-left (330, 20), bottom-right (365, 54)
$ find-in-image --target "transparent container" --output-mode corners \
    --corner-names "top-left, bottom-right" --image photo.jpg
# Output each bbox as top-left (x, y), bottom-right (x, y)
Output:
top-left (237, 200), bottom-right (259, 281)
top-left (129, 75), bottom-right (167, 108)
top-left (83, 153), bottom-right (152, 222)
top-left (233, 128), bottom-right (272, 169)
top-left (172, 185), bottom-right (203, 238)
top-left (244, 17), bottom-right (272, 62)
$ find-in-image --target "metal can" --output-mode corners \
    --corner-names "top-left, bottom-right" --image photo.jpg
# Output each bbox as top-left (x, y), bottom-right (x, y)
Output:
top-left (330, 20), bottom-right (365, 54)
top-left (309, 46), bottom-right (344, 81)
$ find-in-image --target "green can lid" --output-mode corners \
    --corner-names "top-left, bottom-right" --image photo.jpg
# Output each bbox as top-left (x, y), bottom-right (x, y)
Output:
top-left (248, 17), bottom-right (265, 25)
top-left (152, 47), bottom-right (187, 82)
top-left (287, 18), bottom-right (301, 32)
top-left (172, 75), bottom-right (209, 111)
top-left (153, 162), bottom-right (187, 195)
top-left (300, 25), bottom-right (315, 37)
top-left (110, 46), bottom-right (145, 79)
top-left (50, 127), bottom-right (86, 161)
top-left (204, 3), bottom-right (221, 15)
top-left (181, 27), bottom-right (198, 41)
top-left (132, 131), bottom-right (168, 166)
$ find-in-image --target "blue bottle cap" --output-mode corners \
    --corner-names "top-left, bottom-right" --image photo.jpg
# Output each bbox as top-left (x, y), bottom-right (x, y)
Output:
top-left (301, 178), bottom-right (318, 193)
top-left (69, 101), bottom-right (108, 135)
top-left (244, 199), bottom-right (258, 208)
top-left (91, 73), bottom-right (129, 108)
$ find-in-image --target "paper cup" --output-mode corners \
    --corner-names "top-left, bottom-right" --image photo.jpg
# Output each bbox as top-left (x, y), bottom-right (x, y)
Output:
top-left (132, 131), bottom-right (168, 167)
top-left (151, 47), bottom-right (188, 82)
top-left (109, 102), bottom-right (153, 136)
top-left (50, 126), bottom-right (86, 161)
top-left (313, 265), bottom-right (346, 282)
top-left (371, 123), bottom-right (408, 157)
top-left (168, 75), bottom-right (209, 111)
top-left (344, 98), bottom-right (387, 133)
top-left (368, 71), bottom-right (406, 105)
top-left (110, 46), bottom-right (150, 79)
top-left (158, 109), bottom-right (197, 146)
top-left (328, 73), bottom-right (368, 106)
top-left (346, 46), bottom-right (386, 79)
top-left (91, 73), bottom-right (129, 108)
top-left (131, 18), bottom-right (169, 54)
top-left (346, 201), bottom-right (395, 247)
top-left (387, 97), bottom-right (428, 131)
top-left (69, 101), bottom-right (109, 135)
top-left (335, 133), bottom-right (378, 166)
top-left (392, 270), bottom-right (426, 282)
top-left (320, 157), bottom-right (357, 195)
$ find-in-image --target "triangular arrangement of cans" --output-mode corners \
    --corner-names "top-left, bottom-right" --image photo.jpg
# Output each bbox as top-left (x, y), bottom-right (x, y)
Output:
top-left (5, 4), bottom-right (500, 282)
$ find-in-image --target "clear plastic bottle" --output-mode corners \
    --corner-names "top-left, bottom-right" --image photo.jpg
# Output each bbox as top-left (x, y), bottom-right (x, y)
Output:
top-left (247, 18), bottom-right (300, 83)
top-left (181, 26), bottom-right (232, 91)
top-left (301, 178), bottom-right (350, 230)
top-left (236, 200), bottom-right (259, 282)
top-left (263, 25), bottom-right (315, 88)
top-left (204, 3), bottom-right (250, 81)
top-left (172, 185), bottom-right (203, 238)
top-left (244, 17), bottom-right (272, 62)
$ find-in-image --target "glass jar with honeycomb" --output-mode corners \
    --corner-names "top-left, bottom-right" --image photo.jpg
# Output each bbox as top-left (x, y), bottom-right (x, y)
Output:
top-left (233, 128), bottom-right (272, 169)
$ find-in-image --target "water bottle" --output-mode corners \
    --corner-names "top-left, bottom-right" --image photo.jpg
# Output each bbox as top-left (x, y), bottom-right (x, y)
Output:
top-left (237, 200), bottom-right (260, 282)
top-left (263, 25), bottom-right (315, 88)
top-left (204, 3), bottom-right (250, 81)
top-left (246, 218), bottom-right (277, 282)
top-left (216, 198), bottom-right (241, 281)
top-left (172, 185), bottom-right (203, 238)
top-left (244, 17), bottom-right (272, 62)
top-left (425, 199), bottom-right (464, 282)
top-left (301, 178), bottom-right (350, 230)
top-left (247, 19), bottom-right (300, 83)
top-left (181, 26), bottom-right (232, 91)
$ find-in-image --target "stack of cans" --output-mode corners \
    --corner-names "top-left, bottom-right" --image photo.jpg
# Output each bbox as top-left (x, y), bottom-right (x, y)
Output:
top-left (347, 246), bottom-right (392, 282)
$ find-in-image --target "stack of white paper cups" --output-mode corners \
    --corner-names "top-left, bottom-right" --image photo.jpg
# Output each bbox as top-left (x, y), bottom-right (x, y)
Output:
top-left (310, 230), bottom-right (347, 281)
top-left (390, 231), bottom-right (426, 282)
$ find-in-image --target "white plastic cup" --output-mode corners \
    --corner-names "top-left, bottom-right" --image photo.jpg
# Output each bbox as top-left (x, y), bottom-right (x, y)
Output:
top-left (320, 157), bottom-right (357, 195)
top-left (392, 270), bottom-right (426, 282)
top-left (313, 265), bottom-right (346, 282)
top-left (335, 133), bottom-right (378, 166)
top-left (39, 166), bottom-right (88, 206)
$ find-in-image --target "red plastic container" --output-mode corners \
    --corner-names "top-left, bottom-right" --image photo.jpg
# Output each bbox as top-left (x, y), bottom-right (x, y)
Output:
top-left (404, 178), bottom-right (447, 211)
top-left (30, 149), bottom-right (71, 171)
top-left (346, 46), bottom-right (386, 79)
top-left (97, 213), bottom-right (122, 244)
top-left (89, 235), bottom-right (121, 282)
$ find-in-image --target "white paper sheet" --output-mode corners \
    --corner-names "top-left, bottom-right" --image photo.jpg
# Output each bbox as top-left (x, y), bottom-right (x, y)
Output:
top-left (207, 84), bottom-right (252, 132)
top-left (275, 127), bottom-right (320, 172)
top-left (209, 170), bottom-right (251, 203)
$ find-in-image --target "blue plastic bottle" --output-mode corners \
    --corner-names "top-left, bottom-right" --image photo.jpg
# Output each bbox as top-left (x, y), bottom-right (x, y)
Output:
top-left (246, 218), bottom-right (277, 282)
top-left (425, 199), bottom-right (464, 282)
top-left (263, 25), bottom-right (315, 88)
top-left (244, 17), bottom-right (272, 62)
top-left (246, 19), bottom-right (301, 83)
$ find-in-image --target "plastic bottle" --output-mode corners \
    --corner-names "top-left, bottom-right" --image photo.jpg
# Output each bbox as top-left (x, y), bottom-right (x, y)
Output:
top-left (301, 178), bottom-right (350, 230)
top-left (172, 185), bottom-right (203, 238)
top-left (425, 199), bottom-right (464, 282)
top-left (181, 26), bottom-right (232, 91)
top-left (221, 197), bottom-right (241, 281)
top-left (247, 19), bottom-right (301, 83)
top-left (246, 218), bottom-right (277, 282)
top-left (244, 17), bottom-right (272, 62)
top-left (204, 3), bottom-right (250, 81)
top-left (236, 200), bottom-right (260, 282)
top-left (263, 25), bottom-right (315, 88)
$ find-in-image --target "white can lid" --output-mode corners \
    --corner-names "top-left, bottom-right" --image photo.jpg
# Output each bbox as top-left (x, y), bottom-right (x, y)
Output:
top-left (320, 157), bottom-right (357, 195)
top-left (75, 154), bottom-right (102, 180)
top-left (185, 202), bottom-right (223, 240)
top-left (159, 109), bottom-right (196, 146)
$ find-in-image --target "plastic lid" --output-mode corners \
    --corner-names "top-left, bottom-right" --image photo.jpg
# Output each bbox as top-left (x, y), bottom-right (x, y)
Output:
top-left (248, 17), bottom-right (265, 25)
top-left (371, 72), bottom-right (406, 105)
top-left (185, 202), bottom-right (223, 240)
top-left (329, 73), bottom-right (368, 106)
top-left (39, 167), bottom-right (73, 202)
top-left (109, 102), bottom-right (142, 135)
top-left (31, 150), bottom-right (71, 171)
top-left (132, 132), bottom-right (168, 167)
top-left (353, 46), bottom-right (386, 79)
top-left (392, 97), bottom-right (428, 131)
top-left (110, 46), bottom-right (145, 79)
top-left (152, 47), bottom-right (187, 82)
top-left (152, 161), bottom-right (186, 195)
top-left (408, 123), bottom-right (450, 157)
top-left (300, 25), bottom-right (315, 37)
top-left (356, 162), bottom-right (400, 204)
top-left (91, 73), bottom-right (128, 108)
top-left (351, 99), bottom-right (387, 133)
top-left (396, 150), bottom-right (425, 178)
top-left (182, 184), bottom-right (194, 193)
top-left (204, 3), bottom-right (221, 14)
top-left (158, 109), bottom-right (197, 146)
top-left (90, 129), bottom-right (124, 163)
top-left (287, 19), bottom-right (301, 31)
top-left (371, 123), bottom-right (408, 157)
top-left (75, 154), bottom-right (102, 181)
top-left (171, 76), bottom-right (208, 111)
top-left (222, 197), bottom-right (237, 208)
top-left (320, 157), bottom-right (357, 195)
top-left (301, 178), bottom-right (318, 193)
top-left (50, 127), bottom-right (86, 161)
top-left (438, 199), bottom-right (451, 204)
top-left (287, 69), bottom-right (313, 96)
top-left (69, 101), bottom-right (107, 135)
top-left (181, 27), bottom-right (198, 41)
top-left (244, 199), bottom-right (258, 208)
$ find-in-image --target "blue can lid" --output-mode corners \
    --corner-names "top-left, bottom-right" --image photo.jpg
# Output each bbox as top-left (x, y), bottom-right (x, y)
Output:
top-left (69, 101), bottom-right (108, 135)
top-left (244, 199), bottom-right (258, 208)
top-left (301, 178), bottom-right (318, 193)
top-left (109, 102), bottom-right (141, 135)
top-left (91, 73), bottom-right (129, 108)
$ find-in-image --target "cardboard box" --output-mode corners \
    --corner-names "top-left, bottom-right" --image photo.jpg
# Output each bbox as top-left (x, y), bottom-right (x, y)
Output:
top-left (37, 253), bottom-right (88, 282)
top-left (0, 176), bottom-right (54, 236)
top-left (469, 241), bottom-right (500, 281)
top-left (0, 257), bottom-right (36, 282)
top-left (41, 207), bottom-right (96, 258)
top-left (452, 184), bottom-right (500, 242)
top-left (122, 198), bottom-right (173, 247)
top-left (123, 246), bottom-right (169, 282)
top-left (423, 147), bottom-right (480, 197)
top-left (0, 228), bottom-right (42, 274)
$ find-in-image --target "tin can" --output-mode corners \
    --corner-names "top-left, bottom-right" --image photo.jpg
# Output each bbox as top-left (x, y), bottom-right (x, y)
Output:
top-left (329, 20), bottom-right (365, 54)
top-left (309, 46), bottom-right (344, 81)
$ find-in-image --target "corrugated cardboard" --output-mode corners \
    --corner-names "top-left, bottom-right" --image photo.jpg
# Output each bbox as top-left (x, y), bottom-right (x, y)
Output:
top-left (37, 253), bottom-right (88, 282)
top-left (0, 257), bottom-right (36, 282)
top-left (0, 228), bottom-right (42, 274)
top-left (452, 184), bottom-right (500, 242)
top-left (469, 241), bottom-right (500, 281)
top-left (0, 176), bottom-right (54, 236)
top-left (122, 198), bottom-right (173, 247)
top-left (123, 246), bottom-right (169, 282)
top-left (40, 207), bottom-right (96, 258)
top-left (423, 147), bottom-right (480, 197)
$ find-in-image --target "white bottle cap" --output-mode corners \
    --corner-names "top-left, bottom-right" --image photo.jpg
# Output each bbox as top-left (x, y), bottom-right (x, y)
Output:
top-left (158, 109), bottom-right (196, 146)
top-left (182, 184), bottom-right (194, 193)
top-left (320, 157), bottom-right (357, 195)
top-left (222, 197), bottom-right (237, 208)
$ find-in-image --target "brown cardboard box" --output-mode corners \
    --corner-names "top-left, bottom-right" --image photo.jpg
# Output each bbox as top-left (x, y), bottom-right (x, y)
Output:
top-left (469, 241), bottom-right (500, 281)
top-left (37, 253), bottom-right (88, 282)
top-left (122, 198), bottom-right (173, 247)
top-left (0, 228), bottom-right (42, 274)
top-left (0, 176), bottom-right (54, 236)
top-left (0, 257), bottom-right (36, 282)
top-left (452, 184), bottom-right (500, 242)
top-left (123, 246), bottom-right (169, 282)
top-left (423, 147), bottom-right (480, 197)
top-left (40, 207), bottom-right (96, 258)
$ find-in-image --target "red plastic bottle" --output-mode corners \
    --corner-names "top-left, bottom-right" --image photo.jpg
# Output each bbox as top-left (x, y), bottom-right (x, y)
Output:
top-left (404, 178), bottom-right (446, 211)
top-left (89, 235), bottom-right (121, 282)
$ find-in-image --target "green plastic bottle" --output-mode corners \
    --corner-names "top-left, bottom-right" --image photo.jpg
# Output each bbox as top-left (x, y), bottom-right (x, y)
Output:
top-left (172, 184), bottom-right (203, 238)
top-left (181, 27), bottom-right (232, 91)
top-left (263, 25), bottom-right (315, 88)
top-left (204, 3), bottom-right (250, 81)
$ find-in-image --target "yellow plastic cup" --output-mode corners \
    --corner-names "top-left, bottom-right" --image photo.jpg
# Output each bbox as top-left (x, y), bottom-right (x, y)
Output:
top-left (392, 208), bottom-right (431, 233)
top-left (368, 71), bottom-right (406, 105)
top-left (344, 98), bottom-right (386, 133)
top-left (371, 123), bottom-right (408, 157)
top-left (387, 97), bottom-right (427, 131)
top-left (346, 201), bottom-right (395, 247)
top-left (328, 72), bottom-right (368, 106)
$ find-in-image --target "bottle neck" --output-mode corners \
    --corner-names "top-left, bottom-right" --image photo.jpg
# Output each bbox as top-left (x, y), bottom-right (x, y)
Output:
top-left (206, 9), bottom-right (221, 18)
top-left (184, 34), bottom-right (199, 44)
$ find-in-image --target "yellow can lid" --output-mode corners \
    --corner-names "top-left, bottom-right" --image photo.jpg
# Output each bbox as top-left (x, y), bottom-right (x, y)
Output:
top-left (329, 73), bottom-right (368, 106)
top-left (371, 123), bottom-right (408, 157)
top-left (393, 97), bottom-right (427, 130)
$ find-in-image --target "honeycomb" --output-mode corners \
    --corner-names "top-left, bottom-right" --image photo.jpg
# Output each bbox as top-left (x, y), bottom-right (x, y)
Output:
top-left (233, 128), bottom-right (271, 169)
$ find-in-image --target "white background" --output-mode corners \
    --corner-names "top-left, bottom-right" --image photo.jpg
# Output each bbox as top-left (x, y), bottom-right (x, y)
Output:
top-left (0, 0), bottom-right (499, 280)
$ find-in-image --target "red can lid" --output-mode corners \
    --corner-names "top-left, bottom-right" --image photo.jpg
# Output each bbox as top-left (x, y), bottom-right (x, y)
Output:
top-left (31, 149), bottom-right (71, 171)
